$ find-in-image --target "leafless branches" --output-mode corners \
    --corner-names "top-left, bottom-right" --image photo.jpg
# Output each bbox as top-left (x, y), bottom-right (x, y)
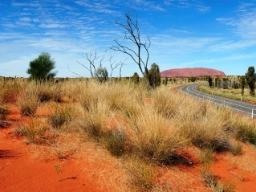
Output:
top-left (76, 50), bottom-right (104, 78)
top-left (111, 13), bottom-right (151, 80)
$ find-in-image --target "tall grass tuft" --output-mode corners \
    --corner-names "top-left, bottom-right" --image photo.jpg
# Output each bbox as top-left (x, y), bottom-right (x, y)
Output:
top-left (104, 128), bottom-right (127, 157)
top-left (78, 100), bottom-right (109, 140)
top-left (37, 82), bottom-right (62, 102)
top-left (16, 117), bottom-right (48, 143)
top-left (125, 158), bottom-right (156, 191)
top-left (126, 106), bottom-right (188, 164)
top-left (18, 86), bottom-right (39, 116)
top-left (231, 117), bottom-right (256, 144)
top-left (49, 104), bottom-right (74, 129)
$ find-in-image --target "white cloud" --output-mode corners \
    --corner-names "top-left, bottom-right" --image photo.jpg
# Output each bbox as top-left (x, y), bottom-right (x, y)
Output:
top-left (39, 23), bottom-right (66, 28)
top-left (19, 17), bottom-right (31, 22)
top-left (217, 3), bottom-right (256, 39)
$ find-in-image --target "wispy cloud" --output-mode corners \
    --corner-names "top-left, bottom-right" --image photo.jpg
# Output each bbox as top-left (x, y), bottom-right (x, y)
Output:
top-left (133, 0), bottom-right (165, 11)
top-left (75, 0), bottom-right (120, 15)
top-left (163, 0), bottom-right (210, 12)
top-left (217, 3), bottom-right (256, 39)
top-left (19, 17), bottom-right (31, 22)
top-left (39, 23), bottom-right (66, 29)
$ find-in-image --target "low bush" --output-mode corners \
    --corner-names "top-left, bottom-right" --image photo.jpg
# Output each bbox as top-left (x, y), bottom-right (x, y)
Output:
top-left (78, 100), bottom-right (109, 140)
top-left (49, 105), bottom-right (74, 129)
top-left (18, 92), bottom-right (39, 116)
top-left (125, 159), bottom-right (156, 191)
top-left (16, 117), bottom-right (48, 143)
top-left (126, 107), bottom-right (187, 164)
top-left (104, 128), bottom-right (127, 157)
top-left (37, 83), bottom-right (62, 102)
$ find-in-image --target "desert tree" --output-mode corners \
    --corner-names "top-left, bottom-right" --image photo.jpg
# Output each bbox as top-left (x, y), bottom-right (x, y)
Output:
top-left (131, 72), bottom-right (140, 84)
top-left (163, 76), bottom-right (168, 86)
top-left (94, 67), bottom-right (108, 83)
top-left (207, 76), bottom-right (213, 87)
top-left (245, 66), bottom-right (256, 95)
top-left (27, 52), bottom-right (57, 82)
top-left (240, 76), bottom-right (246, 96)
top-left (148, 63), bottom-right (161, 88)
top-left (111, 13), bottom-right (151, 86)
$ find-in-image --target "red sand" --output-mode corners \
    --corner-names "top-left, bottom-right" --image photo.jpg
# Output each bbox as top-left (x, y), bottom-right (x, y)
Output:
top-left (0, 108), bottom-right (100, 192)
top-left (1, 106), bottom-right (256, 191)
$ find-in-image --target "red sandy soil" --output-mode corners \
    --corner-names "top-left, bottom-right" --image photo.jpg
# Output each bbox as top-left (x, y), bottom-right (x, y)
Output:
top-left (161, 67), bottom-right (226, 78)
top-left (1, 107), bottom-right (126, 192)
top-left (0, 108), bottom-right (99, 192)
top-left (1, 104), bottom-right (256, 191)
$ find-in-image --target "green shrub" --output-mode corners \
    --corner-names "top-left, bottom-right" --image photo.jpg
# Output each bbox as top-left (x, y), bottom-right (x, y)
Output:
top-left (235, 123), bottom-right (256, 144)
top-left (104, 129), bottom-right (127, 157)
top-left (49, 105), bottom-right (74, 129)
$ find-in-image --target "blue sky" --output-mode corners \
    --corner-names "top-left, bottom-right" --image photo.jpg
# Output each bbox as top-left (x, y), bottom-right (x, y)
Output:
top-left (1, 0), bottom-right (256, 77)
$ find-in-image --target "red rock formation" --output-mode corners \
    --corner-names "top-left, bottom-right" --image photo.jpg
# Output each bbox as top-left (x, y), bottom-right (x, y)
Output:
top-left (160, 67), bottom-right (226, 77)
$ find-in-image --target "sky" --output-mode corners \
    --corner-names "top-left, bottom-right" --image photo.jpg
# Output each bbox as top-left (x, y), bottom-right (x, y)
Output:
top-left (1, 0), bottom-right (256, 78)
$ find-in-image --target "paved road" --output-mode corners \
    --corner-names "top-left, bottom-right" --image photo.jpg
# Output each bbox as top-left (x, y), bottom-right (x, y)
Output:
top-left (179, 84), bottom-right (256, 117)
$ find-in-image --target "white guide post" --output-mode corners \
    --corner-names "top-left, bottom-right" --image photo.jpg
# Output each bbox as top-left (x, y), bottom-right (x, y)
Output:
top-left (252, 109), bottom-right (254, 119)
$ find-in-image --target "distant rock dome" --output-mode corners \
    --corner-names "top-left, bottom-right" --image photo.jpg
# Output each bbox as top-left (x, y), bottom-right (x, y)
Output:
top-left (160, 67), bottom-right (226, 77)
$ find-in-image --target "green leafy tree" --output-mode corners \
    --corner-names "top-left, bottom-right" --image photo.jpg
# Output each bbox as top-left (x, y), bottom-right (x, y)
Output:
top-left (245, 66), bottom-right (256, 95)
top-left (149, 63), bottom-right (161, 88)
top-left (95, 67), bottom-right (108, 83)
top-left (188, 77), bottom-right (197, 82)
top-left (240, 76), bottom-right (246, 96)
top-left (27, 52), bottom-right (57, 82)
top-left (207, 76), bottom-right (213, 87)
top-left (163, 76), bottom-right (168, 86)
top-left (131, 72), bottom-right (140, 84)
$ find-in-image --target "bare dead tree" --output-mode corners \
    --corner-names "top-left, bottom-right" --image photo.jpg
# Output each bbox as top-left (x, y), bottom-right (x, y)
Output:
top-left (108, 51), bottom-right (118, 79)
top-left (76, 50), bottom-right (104, 78)
top-left (119, 58), bottom-right (127, 79)
top-left (111, 13), bottom-right (151, 83)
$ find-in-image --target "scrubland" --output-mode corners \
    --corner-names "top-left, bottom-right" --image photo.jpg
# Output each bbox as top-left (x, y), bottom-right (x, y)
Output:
top-left (1, 78), bottom-right (256, 191)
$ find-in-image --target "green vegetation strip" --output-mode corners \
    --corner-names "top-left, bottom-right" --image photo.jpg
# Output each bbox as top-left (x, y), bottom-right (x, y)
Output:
top-left (197, 85), bottom-right (256, 104)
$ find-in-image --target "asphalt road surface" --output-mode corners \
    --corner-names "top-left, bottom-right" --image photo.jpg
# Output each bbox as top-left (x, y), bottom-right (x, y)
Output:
top-left (179, 84), bottom-right (256, 118)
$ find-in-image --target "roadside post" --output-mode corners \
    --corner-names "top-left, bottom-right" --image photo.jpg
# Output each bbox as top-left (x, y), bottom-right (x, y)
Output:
top-left (252, 109), bottom-right (254, 119)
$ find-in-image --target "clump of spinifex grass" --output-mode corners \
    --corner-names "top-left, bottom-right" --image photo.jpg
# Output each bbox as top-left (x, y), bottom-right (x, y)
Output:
top-left (124, 158), bottom-right (156, 191)
top-left (229, 115), bottom-right (256, 145)
top-left (152, 88), bottom-right (178, 118)
top-left (152, 88), bottom-right (232, 152)
top-left (78, 99), bottom-right (110, 140)
top-left (17, 84), bottom-right (39, 116)
top-left (16, 117), bottom-right (48, 143)
top-left (49, 104), bottom-right (74, 129)
top-left (103, 128), bottom-right (127, 157)
top-left (37, 82), bottom-right (62, 102)
top-left (125, 105), bottom-right (188, 164)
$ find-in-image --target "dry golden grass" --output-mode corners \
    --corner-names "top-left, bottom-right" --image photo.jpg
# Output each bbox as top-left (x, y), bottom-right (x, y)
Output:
top-left (16, 117), bottom-right (48, 143)
top-left (6, 77), bottom-right (256, 191)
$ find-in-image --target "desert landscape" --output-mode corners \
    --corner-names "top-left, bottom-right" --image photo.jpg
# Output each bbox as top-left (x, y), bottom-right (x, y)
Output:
top-left (2, 1), bottom-right (256, 191)
top-left (1, 76), bottom-right (256, 192)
